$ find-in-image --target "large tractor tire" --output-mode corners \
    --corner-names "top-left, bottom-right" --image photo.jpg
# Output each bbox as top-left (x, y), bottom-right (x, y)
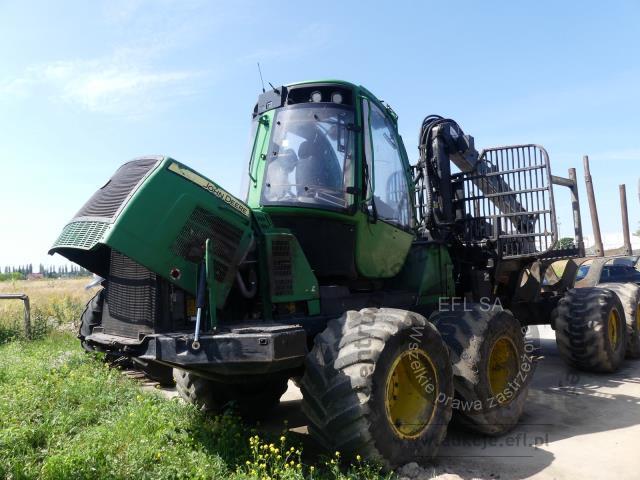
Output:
top-left (173, 369), bottom-right (289, 419)
top-left (554, 287), bottom-right (627, 372)
top-left (131, 359), bottom-right (175, 387)
top-left (78, 289), bottom-right (105, 353)
top-left (433, 305), bottom-right (531, 436)
top-left (598, 282), bottom-right (640, 359)
top-left (300, 308), bottom-right (453, 468)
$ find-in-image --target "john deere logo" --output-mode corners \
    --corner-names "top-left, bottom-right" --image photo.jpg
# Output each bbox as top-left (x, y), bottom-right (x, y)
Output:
top-left (168, 162), bottom-right (250, 217)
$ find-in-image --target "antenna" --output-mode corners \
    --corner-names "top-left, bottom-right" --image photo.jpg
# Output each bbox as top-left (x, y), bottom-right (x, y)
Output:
top-left (257, 62), bottom-right (266, 93)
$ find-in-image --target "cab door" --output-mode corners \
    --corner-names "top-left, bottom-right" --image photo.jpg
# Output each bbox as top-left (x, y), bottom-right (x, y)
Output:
top-left (355, 97), bottom-right (414, 278)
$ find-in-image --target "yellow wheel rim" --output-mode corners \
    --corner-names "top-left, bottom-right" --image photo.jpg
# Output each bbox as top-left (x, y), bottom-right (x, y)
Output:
top-left (384, 349), bottom-right (438, 439)
top-left (487, 336), bottom-right (519, 402)
top-left (608, 309), bottom-right (620, 349)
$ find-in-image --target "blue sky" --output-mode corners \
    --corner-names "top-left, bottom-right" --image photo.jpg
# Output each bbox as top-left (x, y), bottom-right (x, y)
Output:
top-left (1, 0), bottom-right (639, 268)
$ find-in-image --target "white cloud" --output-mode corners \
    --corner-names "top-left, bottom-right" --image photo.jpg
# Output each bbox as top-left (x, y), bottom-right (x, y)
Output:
top-left (0, 49), bottom-right (205, 116)
top-left (0, 77), bottom-right (34, 97)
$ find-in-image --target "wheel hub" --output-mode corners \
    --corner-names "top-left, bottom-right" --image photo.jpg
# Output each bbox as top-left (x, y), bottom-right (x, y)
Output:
top-left (384, 349), bottom-right (438, 439)
top-left (608, 310), bottom-right (620, 349)
top-left (487, 336), bottom-right (519, 402)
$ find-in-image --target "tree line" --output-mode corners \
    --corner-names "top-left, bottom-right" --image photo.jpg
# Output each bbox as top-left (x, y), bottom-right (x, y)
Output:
top-left (0, 263), bottom-right (91, 281)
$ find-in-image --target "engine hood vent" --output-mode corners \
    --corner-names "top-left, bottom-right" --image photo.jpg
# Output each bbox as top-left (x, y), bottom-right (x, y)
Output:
top-left (74, 157), bottom-right (161, 221)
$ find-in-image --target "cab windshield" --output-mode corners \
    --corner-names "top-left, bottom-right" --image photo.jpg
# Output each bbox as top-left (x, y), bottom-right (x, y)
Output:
top-left (261, 104), bottom-right (355, 210)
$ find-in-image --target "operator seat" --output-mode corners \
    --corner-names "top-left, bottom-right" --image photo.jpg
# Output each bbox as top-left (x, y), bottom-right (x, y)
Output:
top-left (296, 140), bottom-right (342, 194)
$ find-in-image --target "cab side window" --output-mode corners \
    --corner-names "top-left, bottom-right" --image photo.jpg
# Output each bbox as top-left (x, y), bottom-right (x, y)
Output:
top-left (362, 99), bottom-right (411, 227)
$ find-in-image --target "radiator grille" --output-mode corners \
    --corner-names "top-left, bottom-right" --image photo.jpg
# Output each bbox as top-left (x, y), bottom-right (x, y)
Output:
top-left (172, 207), bottom-right (243, 282)
top-left (103, 250), bottom-right (156, 337)
top-left (52, 220), bottom-right (109, 250)
top-left (75, 157), bottom-right (160, 220)
top-left (271, 239), bottom-right (293, 296)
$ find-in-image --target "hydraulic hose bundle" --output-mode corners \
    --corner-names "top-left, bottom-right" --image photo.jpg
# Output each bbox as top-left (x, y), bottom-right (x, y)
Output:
top-left (415, 115), bottom-right (471, 238)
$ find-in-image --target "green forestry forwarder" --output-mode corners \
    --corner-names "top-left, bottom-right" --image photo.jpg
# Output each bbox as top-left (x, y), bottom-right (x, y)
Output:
top-left (51, 80), bottom-right (622, 467)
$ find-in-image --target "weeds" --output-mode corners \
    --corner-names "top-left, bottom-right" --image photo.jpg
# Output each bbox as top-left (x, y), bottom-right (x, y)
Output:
top-left (0, 314), bottom-right (389, 479)
top-left (0, 278), bottom-right (91, 343)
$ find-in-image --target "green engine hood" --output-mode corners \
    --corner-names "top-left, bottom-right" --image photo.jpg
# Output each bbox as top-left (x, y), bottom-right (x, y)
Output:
top-left (50, 156), bottom-right (255, 303)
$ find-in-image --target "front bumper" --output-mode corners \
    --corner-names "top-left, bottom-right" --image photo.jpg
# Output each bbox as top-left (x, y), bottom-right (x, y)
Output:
top-left (85, 323), bottom-right (307, 376)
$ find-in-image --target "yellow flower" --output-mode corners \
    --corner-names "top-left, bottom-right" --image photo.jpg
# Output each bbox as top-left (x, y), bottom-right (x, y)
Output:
top-left (356, 454), bottom-right (362, 461)
top-left (280, 435), bottom-right (286, 442)
top-left (310, 466), bottom-right (315, 472)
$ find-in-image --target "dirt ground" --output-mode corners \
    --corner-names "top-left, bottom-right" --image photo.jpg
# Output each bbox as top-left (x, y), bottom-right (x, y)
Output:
top-left (150, 324), bottom-right (640, 480)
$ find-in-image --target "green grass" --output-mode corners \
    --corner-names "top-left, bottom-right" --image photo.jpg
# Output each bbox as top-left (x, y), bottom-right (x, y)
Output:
top-left (0, 333), bottom-right (388, 480)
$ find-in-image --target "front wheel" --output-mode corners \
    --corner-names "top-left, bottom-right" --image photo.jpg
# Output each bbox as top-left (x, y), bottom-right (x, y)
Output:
top-left (78, 289), bottom-right (104, 353)
top-left (173, 369), bottom-right (289, 419)
top-left (300, 308), bottom-right (453, 468)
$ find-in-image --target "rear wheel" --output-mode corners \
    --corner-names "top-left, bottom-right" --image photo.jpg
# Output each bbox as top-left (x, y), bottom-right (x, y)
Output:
top-left (433, 305), bottom-right (532, 435)
top-left (554, 287), bottom-right (627, 372)
top-left (173, 369), bottom-right (289, 419)
top-left (300, 308), bottom-right (453, 468)
top-left (598, 283), bottom-right (640, 359)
